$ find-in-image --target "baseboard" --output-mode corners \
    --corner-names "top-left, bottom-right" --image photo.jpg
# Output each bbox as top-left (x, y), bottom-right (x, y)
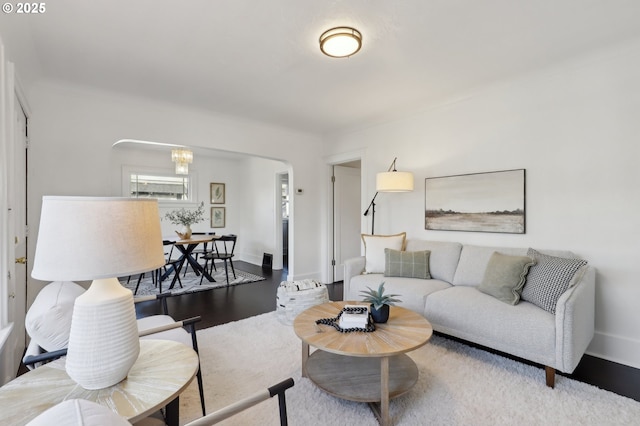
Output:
top-left (587, 331), bottom-right (640, 369)
top-left (239, 252), bottom-right (262, 266)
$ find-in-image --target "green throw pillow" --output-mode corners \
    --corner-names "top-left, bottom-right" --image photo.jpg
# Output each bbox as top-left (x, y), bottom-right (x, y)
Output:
top-left (384, 249), bottom-right (431, 279)
top-left (478, 252), bottom-right (536, 305)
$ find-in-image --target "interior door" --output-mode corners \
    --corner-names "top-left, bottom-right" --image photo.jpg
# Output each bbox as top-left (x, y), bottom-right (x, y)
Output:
top-left (9, 93), bottom-right (28, 366)
top-left (333, 165), bottom-right (361, 282)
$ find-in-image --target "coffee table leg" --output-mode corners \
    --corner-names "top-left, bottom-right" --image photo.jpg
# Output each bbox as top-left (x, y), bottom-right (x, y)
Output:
top-left (301, 341), bottom-right (309, 378)
top-left (368, 356), bottom-right (391, 426)
top-left (381, 356), bottom-right (390, 425)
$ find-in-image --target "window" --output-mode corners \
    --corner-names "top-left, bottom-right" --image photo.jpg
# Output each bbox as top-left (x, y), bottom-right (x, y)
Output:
top-left (124, 166), bottom-right (197, 203)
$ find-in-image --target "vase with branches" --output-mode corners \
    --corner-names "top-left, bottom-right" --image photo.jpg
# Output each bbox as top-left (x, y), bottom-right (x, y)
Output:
top-left (164, 202), bottom-right (205, 239)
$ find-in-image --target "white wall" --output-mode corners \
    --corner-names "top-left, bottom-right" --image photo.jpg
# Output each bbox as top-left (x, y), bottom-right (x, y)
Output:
top-left (324, 39), bottom-right (640, 368)
top-left (110, 146), bottom-right (284, 264)
top-left (26, 81), bottom-right (325, 304)
top-left (238, 156), bottom-right (289, 266)
top-left (5, 17), bottom-right (639, 371)
top-left (111, 147), bottom-right (242, 233)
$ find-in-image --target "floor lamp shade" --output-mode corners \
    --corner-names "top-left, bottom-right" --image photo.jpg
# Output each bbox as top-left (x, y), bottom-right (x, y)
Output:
top-left (32, 197), bottom-right (166, 389)
top-left (376, 171), bottom-right (414, 192)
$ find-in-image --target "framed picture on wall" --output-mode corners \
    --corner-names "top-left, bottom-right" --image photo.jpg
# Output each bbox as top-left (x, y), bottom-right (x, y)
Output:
top-left (210, 183), bottom-right (225, 204)
top-left (425, 169), bottom-right (525, 234)
top-left (211, 207), bottom-right (225, 228)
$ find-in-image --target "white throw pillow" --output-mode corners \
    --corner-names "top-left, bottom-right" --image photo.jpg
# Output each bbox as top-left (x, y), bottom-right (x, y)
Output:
top-left (25, 281), bottom-right (86, 352)
top-left (361, 233), bottom-right (406, 274)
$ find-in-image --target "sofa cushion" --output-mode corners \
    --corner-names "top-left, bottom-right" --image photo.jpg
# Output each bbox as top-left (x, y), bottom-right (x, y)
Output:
top-left (361, 232), bottom-right (406, 274)
top-left (453, 245), bottom-right (528, 286)
top-left (425, 285), bottom-right (556, 367)
top-left (521, 248), bottom-right (588, 314)
top-left (384, 249), bottom-right (431, 279)
top-left (25, 281), bottom-right (86, 352)
top-left (477, 252), bottom-right (536, 305)
top-left (347, 273), bottom-right (451, 315)
top-left (404, 240), bottom-right (462, 283)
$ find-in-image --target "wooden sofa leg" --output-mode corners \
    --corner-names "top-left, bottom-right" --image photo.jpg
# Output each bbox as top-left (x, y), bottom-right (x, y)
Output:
top-left (545, 366), bottom-right (555, 388)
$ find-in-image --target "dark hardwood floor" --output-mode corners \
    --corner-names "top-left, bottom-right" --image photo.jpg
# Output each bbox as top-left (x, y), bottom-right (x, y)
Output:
top-left (132, 260), bottom-right (640, 403)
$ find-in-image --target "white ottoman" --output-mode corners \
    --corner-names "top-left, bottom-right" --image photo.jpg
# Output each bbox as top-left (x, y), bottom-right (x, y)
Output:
top-left (276, 280), bottom-right (329, 325)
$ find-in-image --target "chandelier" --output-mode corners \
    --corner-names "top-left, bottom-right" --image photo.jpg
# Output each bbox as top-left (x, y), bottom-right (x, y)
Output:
top-left (171, 148), bottom-right (193, 175)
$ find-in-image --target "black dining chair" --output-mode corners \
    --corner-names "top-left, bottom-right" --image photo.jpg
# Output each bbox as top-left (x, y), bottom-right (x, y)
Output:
top-left (183, 232), bottom-right (216, 276)
top-left (133, 240), bottom-right (183, 294)
top-left (200, 234), bottom-right (237, 285)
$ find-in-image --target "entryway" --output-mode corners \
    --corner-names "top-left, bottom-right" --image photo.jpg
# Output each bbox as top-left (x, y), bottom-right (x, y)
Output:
top-left (331, 160), bottom-right (361, 283)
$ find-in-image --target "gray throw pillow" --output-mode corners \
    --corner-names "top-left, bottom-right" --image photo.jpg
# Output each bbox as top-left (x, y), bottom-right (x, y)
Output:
top-left (384, 249), bottom-right (431, 279)
top-left (521, 248), bottom-right (588, 314)
top-left (478, 252), bottom-right (536, 305)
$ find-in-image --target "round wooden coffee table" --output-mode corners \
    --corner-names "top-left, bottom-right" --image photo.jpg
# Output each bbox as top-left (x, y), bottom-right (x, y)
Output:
top-left (294, 301), bottom-right (432, 426)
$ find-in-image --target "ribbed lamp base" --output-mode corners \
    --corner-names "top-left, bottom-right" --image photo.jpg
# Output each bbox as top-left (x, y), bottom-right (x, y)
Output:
top-left (65, 277), bottom-right (140, 390)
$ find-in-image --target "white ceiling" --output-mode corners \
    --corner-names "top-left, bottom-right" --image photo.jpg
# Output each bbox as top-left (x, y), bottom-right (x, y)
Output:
top-left (4, 0), bottom-right (640, 134)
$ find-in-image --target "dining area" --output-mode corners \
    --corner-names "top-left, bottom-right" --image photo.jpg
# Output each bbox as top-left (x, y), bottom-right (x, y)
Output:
top-left (128, 233), bottom-right (239, 295)
top-left (120, 200), bottom-right (240, 294)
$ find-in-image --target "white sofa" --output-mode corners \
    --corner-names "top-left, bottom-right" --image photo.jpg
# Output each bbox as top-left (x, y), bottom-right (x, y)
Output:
top-left (343, 239), bottom-right (595, 387)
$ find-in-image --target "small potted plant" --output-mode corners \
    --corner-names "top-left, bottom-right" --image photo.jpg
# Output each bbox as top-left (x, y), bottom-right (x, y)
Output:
top-left (164, 202), bottom-right (205, 239)
top-left (360, 282), bottom-right (402, 323)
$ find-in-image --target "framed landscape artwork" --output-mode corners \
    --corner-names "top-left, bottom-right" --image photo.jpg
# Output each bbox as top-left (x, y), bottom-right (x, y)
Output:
top-left (211, 207), bottom-right (225, 228)
top-left (210, 183), bottom-right (225, 204)
top-left (425, 169), bottom-right (525, 234)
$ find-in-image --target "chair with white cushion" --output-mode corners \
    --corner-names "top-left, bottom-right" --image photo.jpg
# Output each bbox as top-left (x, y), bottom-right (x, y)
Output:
top-left (23, 283), bottom-right (207, 417)
top-left (26, 399), bottom-right (131, 426)
top-left (184, 378), bottom-right (294, 426)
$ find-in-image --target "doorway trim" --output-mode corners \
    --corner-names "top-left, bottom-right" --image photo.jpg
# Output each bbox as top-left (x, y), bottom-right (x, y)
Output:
top-left (274, 170), bottom-right (289, 272)
top-left (324, 150), bottom-right (366, 282)
top-left (0, 53), bottom-right (32, 384)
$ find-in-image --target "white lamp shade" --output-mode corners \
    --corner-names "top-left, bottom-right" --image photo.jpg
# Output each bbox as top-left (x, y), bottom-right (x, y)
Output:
top-left (31, 197), bottom-right (166, 389)
top-left (376, 171), bottom-right (414, 192)
top-left (32, 197), bottom-right (166, 281)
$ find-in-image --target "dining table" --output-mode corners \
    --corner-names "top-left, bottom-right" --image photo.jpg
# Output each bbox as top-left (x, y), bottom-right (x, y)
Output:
top-left (160, 234), bottom-right (220, 289)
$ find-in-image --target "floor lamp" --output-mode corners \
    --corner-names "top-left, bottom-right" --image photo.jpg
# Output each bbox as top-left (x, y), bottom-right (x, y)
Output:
top-left (363, 157), bottom-right (414, 235)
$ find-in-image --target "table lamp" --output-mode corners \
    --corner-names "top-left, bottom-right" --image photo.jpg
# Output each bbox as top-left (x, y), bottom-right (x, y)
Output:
top-left (31, 197), bottom-right (166, 389)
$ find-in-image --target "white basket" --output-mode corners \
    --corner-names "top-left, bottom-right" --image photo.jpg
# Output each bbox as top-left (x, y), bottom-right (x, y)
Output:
top-left (276, 280), bottom-right (329, 325)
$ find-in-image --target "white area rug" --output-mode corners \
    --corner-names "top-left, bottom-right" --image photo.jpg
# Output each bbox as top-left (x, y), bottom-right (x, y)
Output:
top-left (121, 268), bottom-right (265, 296)
top-left (177, 311), bottom-right (640, 425)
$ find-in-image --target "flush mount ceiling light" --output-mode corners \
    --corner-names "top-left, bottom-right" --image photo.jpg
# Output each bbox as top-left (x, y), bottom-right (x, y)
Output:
top-left (319, 26), bottom-right (362, 58)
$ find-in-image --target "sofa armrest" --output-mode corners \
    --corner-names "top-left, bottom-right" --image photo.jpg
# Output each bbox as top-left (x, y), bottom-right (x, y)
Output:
top-left (343, 256), bottom-right (365, 300)
top-left (554, 265), bottom-right (596, 373)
